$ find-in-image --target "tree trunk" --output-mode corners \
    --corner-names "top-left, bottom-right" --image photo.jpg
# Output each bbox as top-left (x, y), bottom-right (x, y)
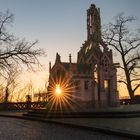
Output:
top-left (4, 87), bottom-right (9, 103)
top-left (122, 55), bottom-right (134, 99)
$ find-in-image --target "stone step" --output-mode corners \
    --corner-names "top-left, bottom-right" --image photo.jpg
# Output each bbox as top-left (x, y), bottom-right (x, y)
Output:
top-left (23, 109), bottom-right (140, 118)
top-left (29, 109), bottom-right (140, 114)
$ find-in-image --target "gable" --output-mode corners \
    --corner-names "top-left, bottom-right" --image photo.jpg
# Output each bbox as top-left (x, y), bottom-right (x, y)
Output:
top-left (101, 53), bottom-right (111, 72)
top-left (51, 63), bottom-right (67, 75)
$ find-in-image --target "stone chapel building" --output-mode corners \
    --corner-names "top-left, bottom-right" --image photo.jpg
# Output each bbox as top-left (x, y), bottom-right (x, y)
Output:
top-left (47, 4), bottom-right (119, 109)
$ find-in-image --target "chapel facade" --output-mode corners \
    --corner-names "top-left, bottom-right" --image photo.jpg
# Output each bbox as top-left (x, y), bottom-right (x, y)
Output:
top-left (47, 4), bottom-right (119, 110)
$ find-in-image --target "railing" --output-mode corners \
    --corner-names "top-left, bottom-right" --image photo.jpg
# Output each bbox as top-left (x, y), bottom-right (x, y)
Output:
top-left (0, 102), bottom-right (48, 110)
top-left (120, 99), bottom-right (131, 105)
top-left (120, 98), bottom-right (140, 105)
top-left (0, 99), bottom-right (140, 110)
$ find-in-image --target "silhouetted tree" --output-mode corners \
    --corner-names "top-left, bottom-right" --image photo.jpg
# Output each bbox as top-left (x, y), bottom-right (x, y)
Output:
top-left (0, 10), bottom-right (45, 72)
top-left (2, 66), bottom-right (20, 102)
top-left (0, 84), bottom-right (4, 102)
top-left (103, 13), bottom-right (140, 99)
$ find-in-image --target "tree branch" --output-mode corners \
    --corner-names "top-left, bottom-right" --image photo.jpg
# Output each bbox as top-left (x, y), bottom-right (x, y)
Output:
top-left (118, 80), bottom-right (127, 85)
top-left (126, 56), bottom-right (140, 66)
top-left (133, 84), bottom-right (140, 93)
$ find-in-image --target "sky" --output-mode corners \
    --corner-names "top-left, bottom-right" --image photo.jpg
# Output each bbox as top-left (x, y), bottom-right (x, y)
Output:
top-left (0, 0), bottom-right (140, 97)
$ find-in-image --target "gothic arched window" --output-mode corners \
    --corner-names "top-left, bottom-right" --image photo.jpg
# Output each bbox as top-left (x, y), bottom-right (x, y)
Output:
top-left (102, 56), bottom-right (109, 72)
top-left (94, 64), bottom-right (98, 83)
top-left (74, 80), bottom-right (80, 90)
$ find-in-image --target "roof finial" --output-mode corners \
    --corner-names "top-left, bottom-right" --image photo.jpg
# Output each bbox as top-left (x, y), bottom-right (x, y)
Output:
top-left (69, 54), bottom-right (72, 63)
top-left (49, 61), bottom-right (51, 73)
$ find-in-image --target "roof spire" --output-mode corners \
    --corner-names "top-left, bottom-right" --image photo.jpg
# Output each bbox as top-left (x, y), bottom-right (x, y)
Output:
top-left (55, 53), bottom-right (61, 63)
top-left (87, 4), bottom-right (101, 42)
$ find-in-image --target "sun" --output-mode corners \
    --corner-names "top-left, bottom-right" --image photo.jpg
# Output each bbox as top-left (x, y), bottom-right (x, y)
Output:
top-left (47, 75), bottom-right (80, 112)
top-left (55, 84), bottom-right (62, 95)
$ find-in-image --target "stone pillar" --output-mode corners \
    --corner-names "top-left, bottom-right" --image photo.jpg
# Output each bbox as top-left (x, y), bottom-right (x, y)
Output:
top-left (92, 81), bottom-right (99, 108)
top-left (110, 68), bottom-right (119, 107)
top-left (98, 67), bottom-right (108, 107)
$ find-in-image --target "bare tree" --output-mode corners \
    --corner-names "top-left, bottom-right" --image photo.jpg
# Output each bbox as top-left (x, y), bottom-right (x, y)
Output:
top-left (0, 10), bottom-right (45, 72)
top-left (0, 84), bottom-right (4, 102)
top-left (2, 65), bottom-right (21, 102)
top-left (103, 13), bottom-right (140, 99)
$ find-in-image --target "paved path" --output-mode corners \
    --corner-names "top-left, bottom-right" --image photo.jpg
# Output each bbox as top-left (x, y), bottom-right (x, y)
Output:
top-left (0, 117), bottom-right (131, 140)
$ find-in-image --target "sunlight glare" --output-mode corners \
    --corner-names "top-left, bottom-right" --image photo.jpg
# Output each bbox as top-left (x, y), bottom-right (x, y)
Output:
top-left (55, 84), bottom-right (62, 95)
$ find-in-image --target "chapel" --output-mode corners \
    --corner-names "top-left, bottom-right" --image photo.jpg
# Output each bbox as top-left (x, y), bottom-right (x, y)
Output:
top-left (47, 4), bottom-right (119, 110)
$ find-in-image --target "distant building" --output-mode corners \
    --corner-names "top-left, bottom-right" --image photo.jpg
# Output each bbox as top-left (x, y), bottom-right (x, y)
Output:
top-left (34, 92), bottom-right (47, 102)
top-left (47, 4), bottom-right (119, 110)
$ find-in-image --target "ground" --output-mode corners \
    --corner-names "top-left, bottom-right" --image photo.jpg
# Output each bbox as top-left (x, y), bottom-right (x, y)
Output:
top-left (0, 104), bottom-right (140, 139)
top-left (0, 117), bottom-right (131, 140)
